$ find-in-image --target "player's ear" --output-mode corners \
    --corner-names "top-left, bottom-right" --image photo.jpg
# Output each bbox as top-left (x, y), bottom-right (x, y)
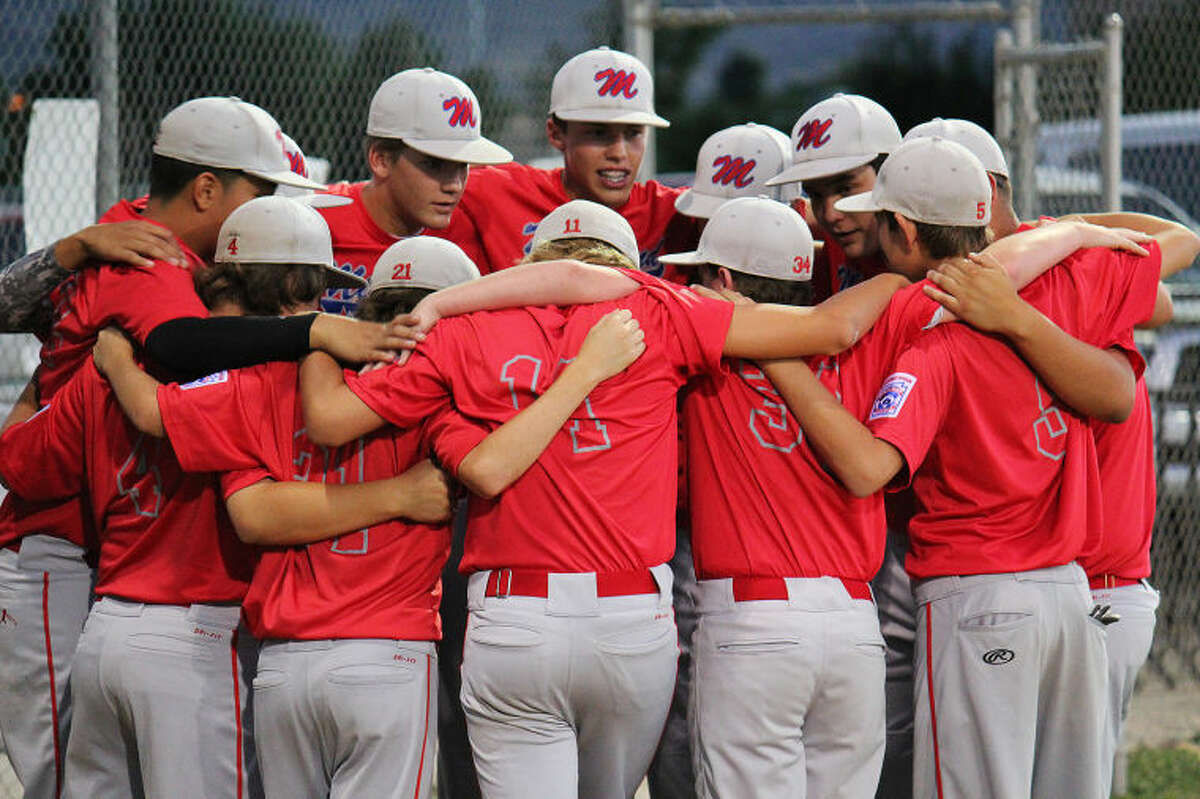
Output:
top-left (367, 143), bottom-right (393, 181)
top-left (717, 267), bottom-right (735, 291)
top-left (191, 172), bottom-right (221, 212)
top-left (545, 116), bottom-right (567, 154)
top-left (893, 212), bottom-right (919, 252)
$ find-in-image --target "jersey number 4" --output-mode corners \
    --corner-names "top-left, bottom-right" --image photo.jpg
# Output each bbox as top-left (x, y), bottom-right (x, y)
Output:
top-left (500, 354), bottom-right (612, 453)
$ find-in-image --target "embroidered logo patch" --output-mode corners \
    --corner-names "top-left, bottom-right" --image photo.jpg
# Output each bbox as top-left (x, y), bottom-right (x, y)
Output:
top-left (180, 371), bottom-right (229, 391)
top-left (869, 372), bottom-right (917, 421)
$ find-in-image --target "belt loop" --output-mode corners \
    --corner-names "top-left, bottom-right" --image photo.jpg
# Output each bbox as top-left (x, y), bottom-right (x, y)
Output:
top-left (497, 568), bottom-right (512, 599)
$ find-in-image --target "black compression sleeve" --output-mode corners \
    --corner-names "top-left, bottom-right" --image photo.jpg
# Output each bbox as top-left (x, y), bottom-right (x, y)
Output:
top-left (144, 314), bottom-right (317, 380)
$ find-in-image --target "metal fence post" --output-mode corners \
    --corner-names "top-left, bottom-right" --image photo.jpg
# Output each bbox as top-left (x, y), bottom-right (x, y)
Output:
top-left (1013, 0), bottom-right (1039, 218)
top-left (92, 0), bottom-right (119, 212)
top-left (994, 28), bottom-right (1015, 175)
top-left (1100, 13), bottom-right (1123, 212)
top-left (623, 0), bottom-right (656, 179)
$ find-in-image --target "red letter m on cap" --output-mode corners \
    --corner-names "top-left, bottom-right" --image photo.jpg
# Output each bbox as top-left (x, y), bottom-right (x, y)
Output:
top-left (594, 68), bottom-right (639, 99)
top-left (443, 97), bottom-right (477, 128)
top-left (796, 118), bottom-right (834, 151)
top-left (711, 155), bottom-right (757, 188)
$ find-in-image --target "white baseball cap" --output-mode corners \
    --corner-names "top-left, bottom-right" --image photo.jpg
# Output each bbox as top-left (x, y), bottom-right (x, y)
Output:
top-left (659, 197), bottom-right (815, 281)
top-left (531, 199), bottom-right (641, 268)
top-left (275, 133), bottom-right (352, 209)
top-left (367, 68), bottom-right (513, 165)
top-left (214, 196), bottom-right (366, 289)
top-left (903, 118), bottom-right (1009, 178)
top-left (153, 97), bottom-right (326, 191)
top-left (549, 46), bottom-right (669, 128)
top-left (675, 123), bottom-right (794, 219)
top-left (766, 93), bottom-right (901, 186)
top-left (369, 237), bottom-right (481, 294)
top-left (835, 137), bottom-right (992, 227)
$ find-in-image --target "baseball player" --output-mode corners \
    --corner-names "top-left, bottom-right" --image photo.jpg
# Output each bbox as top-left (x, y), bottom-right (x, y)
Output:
top-left (0, 220), bottom-right (188, 799)
top-left (431, 46), bottom-right (701, 276)
top-left (758, 136), bottom-right (1165, 799)
top-left (662, 197), bottom-right (892, 799)
top-left (0, 95), bottom-right (390, 799)
top-left (766, 93), bottom-right (901, 302)
top-left (316, 67), bottom-right (512, 315)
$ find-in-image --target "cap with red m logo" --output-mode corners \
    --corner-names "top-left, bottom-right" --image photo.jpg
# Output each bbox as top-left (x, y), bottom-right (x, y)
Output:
top-left (367, 67), bottom-right (512, 165)
top-left (550, 47), bottom-right (669, 128)
top-left (766, 93), bottom-right (901, 186)
top-left (675, 123), bottom-right (795, 219)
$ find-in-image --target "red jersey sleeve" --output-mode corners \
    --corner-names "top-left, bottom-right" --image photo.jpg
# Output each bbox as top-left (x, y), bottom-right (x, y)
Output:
top-left (620, 272), bottom-right (734, 376)
top-left (95, 264), bottom-right (209, 345)
top-left (344, 344), bottom-right (453, 431)
top-left (422, 407), bottom-right (489, 476)
top-left (158, 365), bottom-right (292, 474)
top-left (864, 330), bottom-right (955, 487)
top-left (0, 365), bottom-right (91, 501)
top-left (1092, 243), bottom-right (1161, 364)
top-left (220, 467), bottom-right (273, 501)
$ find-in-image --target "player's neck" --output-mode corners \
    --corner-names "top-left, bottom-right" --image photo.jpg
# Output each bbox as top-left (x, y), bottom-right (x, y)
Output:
top-left (360, 182), bottom-right (420, 238)
top-left (142, 198), bottom-right (206, 261)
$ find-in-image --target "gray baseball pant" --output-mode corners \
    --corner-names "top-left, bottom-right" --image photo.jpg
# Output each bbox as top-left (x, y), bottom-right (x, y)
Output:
top-left (461, 565), bottom-right (678, 799)
top-left (0, 536), bottom-right (91, 799)
top-left (1091, 580), bottom-right (1158, 798)
top-left (62, 597), bottom-right (259, 799)
top-left (690, 577), bottom-right (886, 799)
top-left (253, 638), bottom-right (437, 799)
top-left (912, 563), bottom-right (1107, 799)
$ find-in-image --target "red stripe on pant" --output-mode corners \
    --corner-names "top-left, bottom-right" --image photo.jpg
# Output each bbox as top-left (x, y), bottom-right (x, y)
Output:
top-left (413, 654), bottom-right (432, 799)
top-left (926, 604), bottom-right (945, 799)
top-left (42, 572), bottom-right (63, 799)
top-left (230, 629), bottom-right (244, 799)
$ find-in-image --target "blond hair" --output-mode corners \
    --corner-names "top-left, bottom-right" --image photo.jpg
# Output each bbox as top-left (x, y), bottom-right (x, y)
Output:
top-left (521, 237), bottom-right (636, 270)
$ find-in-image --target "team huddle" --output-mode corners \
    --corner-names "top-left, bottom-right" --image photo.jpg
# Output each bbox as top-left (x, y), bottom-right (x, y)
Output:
top-left (0, 44), bottom-right (1195, 799)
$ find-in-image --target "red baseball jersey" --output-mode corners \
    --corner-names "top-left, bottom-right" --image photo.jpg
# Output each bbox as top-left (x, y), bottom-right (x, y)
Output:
top-left (156, 360), bottom-right (455, 641)
top-left (346, 274), bottom-right (733, 574)
top-left (430, 162), bottom-right (701, 277)
top-left (315, 181), bottom-right (400, 315)
top-left (685, 281), bottom-right (941, 582)
top-left (0, 196), bottom-right (169, 555)
top-left (38, 199), bottom-right (208, 401)
top-left (0, 360), bottom-right (252, 604)
top-left (1080, 377), bottom-right (1155, 580)
top-left (866, 244), bottom-right (1162, 579)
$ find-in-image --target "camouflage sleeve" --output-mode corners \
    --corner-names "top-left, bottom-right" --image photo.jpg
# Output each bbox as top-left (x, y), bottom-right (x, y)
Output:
top-left (0, 246), bottom-right (69, 336)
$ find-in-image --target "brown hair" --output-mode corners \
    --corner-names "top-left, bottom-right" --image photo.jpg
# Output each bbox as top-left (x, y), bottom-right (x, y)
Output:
top-left (521, 237), bottom-right (636, 270)
top-left (355, 287), bottom-right (435, 322)
top-left (365, 135), bottom-right (407, 164)
top-left (878, 212), bottom-right (988, 259)
top-left (696, 264), bottom-right (813, 307)
top-left (194, 262), bottom-right (327, 316)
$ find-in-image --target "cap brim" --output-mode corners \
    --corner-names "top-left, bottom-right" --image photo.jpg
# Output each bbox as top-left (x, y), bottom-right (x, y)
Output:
top-left (294, 193), bottom-right (354, 209)
top-left (324, 265), bottom-right (367, 290)
top-left (764, 153), bottom-right (878, 186)
top-left (246, 169), bottom-right (327, 191)
top-left (657, 249), bottom-right (708, 266)
top-left (406, 137), bottom-right (513, 165)
top-left (833, 191), bottom-right (882, 214)
top-left (673, 190), bottom-right (730, 219)
top-left (554, 108), bottom-right (670, 129)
